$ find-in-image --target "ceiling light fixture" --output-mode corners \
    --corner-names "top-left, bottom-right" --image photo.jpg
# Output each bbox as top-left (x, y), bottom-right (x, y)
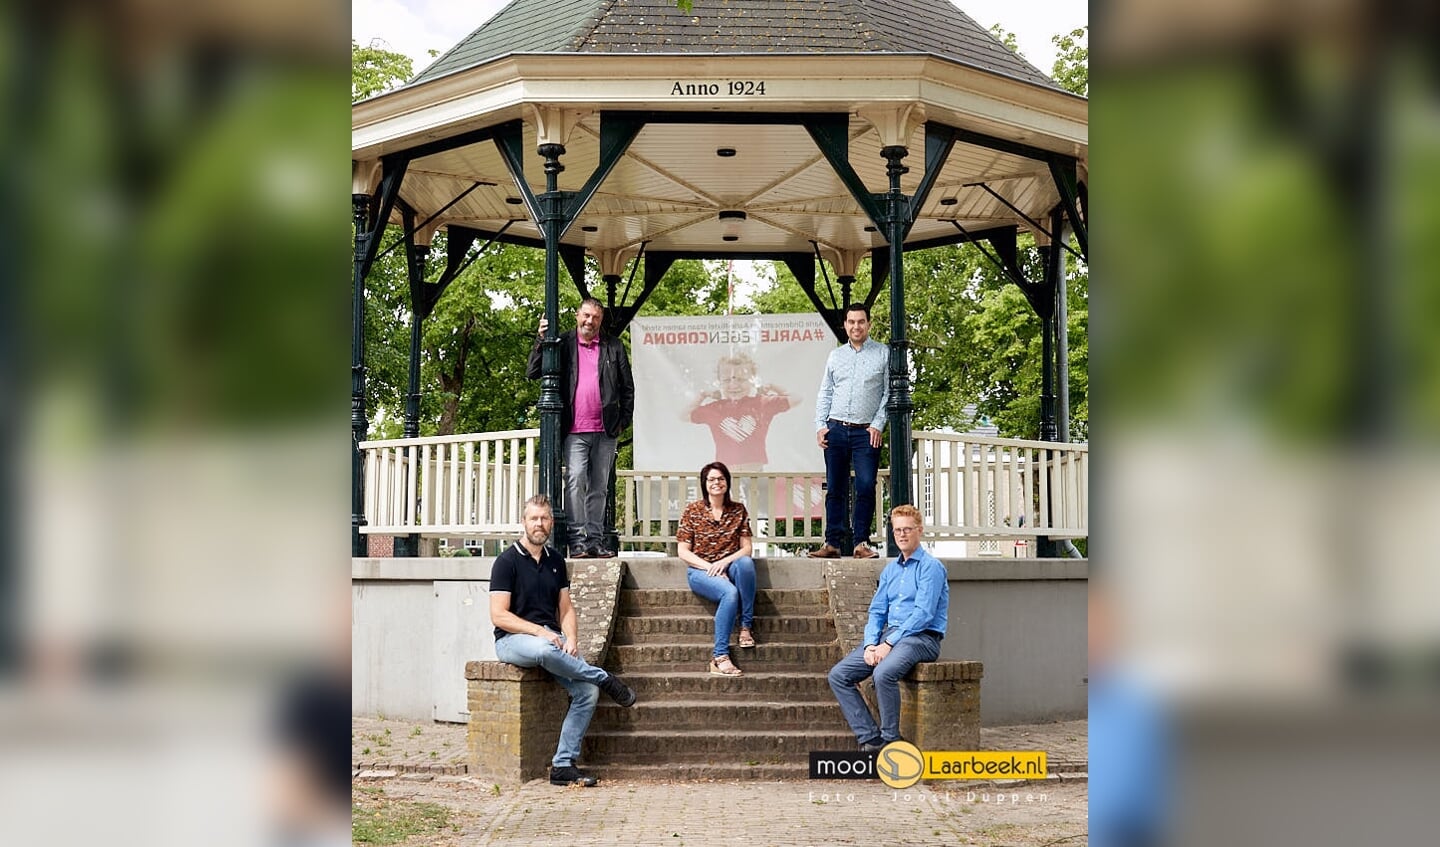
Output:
top-left (718, 209), bottom-right (747, 242)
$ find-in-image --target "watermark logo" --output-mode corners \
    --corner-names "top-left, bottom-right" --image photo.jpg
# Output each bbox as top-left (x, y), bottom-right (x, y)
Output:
top-left (810, 744), bottom-right (1047, 790)
top-left (875, 740), bottom-right (925, 788)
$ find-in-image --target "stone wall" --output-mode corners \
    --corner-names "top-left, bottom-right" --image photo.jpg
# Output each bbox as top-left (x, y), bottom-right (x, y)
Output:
top-left (464, 662), bottom-right (566, 784)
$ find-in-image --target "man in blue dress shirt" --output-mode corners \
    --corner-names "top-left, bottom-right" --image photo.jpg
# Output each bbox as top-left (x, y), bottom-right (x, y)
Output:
top-left (810, 303), bottom-right (890, 559)
top-left (827, 504), bottom-right (948, 750)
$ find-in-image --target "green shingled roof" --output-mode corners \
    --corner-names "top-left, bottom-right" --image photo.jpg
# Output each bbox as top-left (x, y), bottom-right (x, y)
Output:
top-left (410, 0), bottom-right (1062, 90)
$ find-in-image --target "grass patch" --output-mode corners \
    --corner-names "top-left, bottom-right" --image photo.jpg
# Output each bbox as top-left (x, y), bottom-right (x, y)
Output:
top-left (352, 794), bottom-right (454, 845)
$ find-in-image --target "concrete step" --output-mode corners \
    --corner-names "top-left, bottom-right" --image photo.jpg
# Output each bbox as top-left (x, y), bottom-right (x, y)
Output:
top-left (615, 670), bottom-right (838, 700)
top-left (591, 699), bottom-right (845, 731)
top-left (618, 588), bottom-right (829, 617)
top-left (582, 728), bottom-right (858, 761)
top-left (607, 642), bottom-right (843, 673)
top-left (611, 614), bottom-right (836, 645)
top-left (586, 761), bottom-right (811, 781)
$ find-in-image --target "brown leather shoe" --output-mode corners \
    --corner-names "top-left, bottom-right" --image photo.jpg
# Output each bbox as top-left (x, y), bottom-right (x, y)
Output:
top-left (809, 543), bottom-right (842, 558)
top-left (852, 543), bottom-right (879, 559)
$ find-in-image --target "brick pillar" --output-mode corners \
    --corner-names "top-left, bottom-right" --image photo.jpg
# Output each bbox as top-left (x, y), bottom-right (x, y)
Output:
top-left (899, 660), bottom-right (983, 751)
top-left (465, 661), bottom-right (567, 784)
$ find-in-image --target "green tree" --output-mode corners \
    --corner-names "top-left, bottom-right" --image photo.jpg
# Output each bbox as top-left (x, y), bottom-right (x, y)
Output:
top-left (1051, 27), bottom-right (1088, 96)
top-left (988, 24), bottom-right (1023, 58)
top-left (353, 39), bottom-right (413, 102)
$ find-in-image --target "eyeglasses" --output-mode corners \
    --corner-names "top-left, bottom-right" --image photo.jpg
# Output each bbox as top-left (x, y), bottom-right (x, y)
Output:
top-left (705, 477), bottom-right (727, 484)
top-left (891, 525), bottom-right (920, 534)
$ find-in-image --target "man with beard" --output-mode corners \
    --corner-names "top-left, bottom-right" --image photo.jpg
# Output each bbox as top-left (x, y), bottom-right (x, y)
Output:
top-left (490, 495), bottom-right (637, 786)
top-left (529, 298), bottom-right (635, 558)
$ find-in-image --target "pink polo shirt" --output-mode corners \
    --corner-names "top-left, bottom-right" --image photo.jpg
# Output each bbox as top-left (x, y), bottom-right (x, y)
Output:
top-left (571, 336), bottom-right (604, 433)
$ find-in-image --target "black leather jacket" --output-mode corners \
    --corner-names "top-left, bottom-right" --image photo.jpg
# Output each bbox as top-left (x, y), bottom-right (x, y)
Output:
top-left (527, 330), bottom-right (635, 438)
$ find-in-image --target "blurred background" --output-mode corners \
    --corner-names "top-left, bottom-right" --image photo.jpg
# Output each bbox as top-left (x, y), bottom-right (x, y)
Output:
top-left (1090, 1), bottom-right (1440, 845)
top-left (0, 1), bottom-right (1436, 846)
top-left (1, 1), bottom-right (350, 845)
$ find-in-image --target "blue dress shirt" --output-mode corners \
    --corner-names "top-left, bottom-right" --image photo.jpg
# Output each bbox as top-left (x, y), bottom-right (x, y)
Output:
top-left (864, 546), bottom-right (949, 646)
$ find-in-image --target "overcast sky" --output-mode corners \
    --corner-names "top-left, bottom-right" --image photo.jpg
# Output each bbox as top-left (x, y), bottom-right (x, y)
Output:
top-left (353, 1), bottom-right (1088, 80)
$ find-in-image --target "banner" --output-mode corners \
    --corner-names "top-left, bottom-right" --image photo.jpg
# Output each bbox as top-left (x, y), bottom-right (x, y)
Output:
top-left (631, 314), bottom-right (835, 474)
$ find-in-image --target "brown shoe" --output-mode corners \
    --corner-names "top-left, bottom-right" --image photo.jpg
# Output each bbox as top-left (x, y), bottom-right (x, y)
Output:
top-left (809, 543), bottom-right (842, 559)
top-left (852, 543), bottom-right (879, 559)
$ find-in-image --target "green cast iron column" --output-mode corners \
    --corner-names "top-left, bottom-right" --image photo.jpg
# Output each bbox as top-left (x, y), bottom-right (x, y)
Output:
top-left (351, 192), bottom-right (373, 557)
top-left (536, 143), bottom-right (569, 544)
top-left (881, 145), bottom-right (914, 555)
top-left (1052, 207), bottom-right (1071, 444)
top-left (396, 237), bottom-right (430, 558)
top-left (602, 272), bottom-right (622, 554)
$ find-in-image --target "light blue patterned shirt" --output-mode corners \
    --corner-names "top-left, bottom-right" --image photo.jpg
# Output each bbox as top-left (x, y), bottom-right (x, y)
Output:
top-left (814, 338), bottom-right (890, 431)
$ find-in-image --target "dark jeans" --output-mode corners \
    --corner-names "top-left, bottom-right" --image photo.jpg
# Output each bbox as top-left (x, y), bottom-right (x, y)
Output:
top-left (823, 421), bottom-right (880, 548)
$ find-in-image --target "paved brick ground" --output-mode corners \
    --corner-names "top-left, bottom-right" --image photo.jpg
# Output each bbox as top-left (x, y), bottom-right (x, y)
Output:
top-left (471, 778), bottom-right (1087, 846)
top-left (352, 716), bottom-right (1087, 778)
top-left (354, 716), bottom-right (1087, 845)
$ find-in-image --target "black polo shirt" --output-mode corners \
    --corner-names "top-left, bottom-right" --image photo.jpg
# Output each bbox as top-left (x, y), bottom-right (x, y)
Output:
top-left (491, 540), bottom-right (569, 641)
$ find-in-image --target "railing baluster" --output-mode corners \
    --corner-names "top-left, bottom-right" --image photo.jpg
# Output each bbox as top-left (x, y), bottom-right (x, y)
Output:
top-left (390, 448), bottom-right (402, 529)
top-left (463, 442), bottom-right (475, 526)
top-left (979, 441), bottom-right (993, 530)
top-left (405, 445), bottom-right (418, 528)
top-left (524, 437), bottom-right (536, 503)
top-left (1039, 447), bottom-right (1052, 531)
top-left (508, 437), bottom-right (521, 530)
top-left (478, 440), bottom-right (491, 526)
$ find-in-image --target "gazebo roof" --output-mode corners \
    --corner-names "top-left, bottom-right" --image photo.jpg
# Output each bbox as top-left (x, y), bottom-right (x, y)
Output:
top-left (352, 2), bottom-right (1086, 269)
top-left (413, 0), bottom-right (1061, 92)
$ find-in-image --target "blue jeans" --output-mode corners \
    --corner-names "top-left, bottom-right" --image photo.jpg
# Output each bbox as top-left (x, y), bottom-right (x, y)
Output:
top-left (685, 556), bottom-right (756, 658)
top-left (822, 421), bottom-right (880, 548)
top-left (827, 628), bottom-right (941, 743)
top-left (565, 432), bottom-right (618, 548)
top-left (494, 631), bottom-right (607, 767)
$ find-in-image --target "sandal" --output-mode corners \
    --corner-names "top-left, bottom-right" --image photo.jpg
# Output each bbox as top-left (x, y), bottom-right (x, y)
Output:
top-left (708, 656), bottom-right (744, 676)
top-left (738, 628), bottom-right (756, 649)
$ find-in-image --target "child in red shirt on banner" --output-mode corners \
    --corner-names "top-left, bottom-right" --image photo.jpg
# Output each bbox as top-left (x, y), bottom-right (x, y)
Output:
top-left (687, 353), bottom-right (793, 472)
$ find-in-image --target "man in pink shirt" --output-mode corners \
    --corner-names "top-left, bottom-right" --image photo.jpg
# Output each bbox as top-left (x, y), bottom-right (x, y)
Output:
top-left (528, 298), bottom-right (635, 558)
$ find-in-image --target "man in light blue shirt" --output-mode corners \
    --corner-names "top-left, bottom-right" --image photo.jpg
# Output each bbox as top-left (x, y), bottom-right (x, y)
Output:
top-left (828, 505), bottom-right (948, 750)
top-left (810, 303), bottom-right (890, 559)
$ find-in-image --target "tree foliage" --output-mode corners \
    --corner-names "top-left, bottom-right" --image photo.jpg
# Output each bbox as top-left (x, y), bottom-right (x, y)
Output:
top-left (352, 39), bottom-right (413, 102)
top-left (1051, 27), bottom-right (1088, 96)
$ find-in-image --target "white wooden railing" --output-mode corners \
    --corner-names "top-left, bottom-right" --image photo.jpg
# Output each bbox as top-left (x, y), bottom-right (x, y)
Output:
top-left (909, 431), bottom-right (1088, 540)
top-left (618, 471), bottom-right (833, 545)
top-left (359, 429), bottom-right (539, 536)
top-left (359, 429), bottom-right (1086, 544)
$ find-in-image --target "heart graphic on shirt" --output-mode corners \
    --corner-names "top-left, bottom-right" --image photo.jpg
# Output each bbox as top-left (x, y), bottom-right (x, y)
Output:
top-left (719, 415), bottom-right (758, 442)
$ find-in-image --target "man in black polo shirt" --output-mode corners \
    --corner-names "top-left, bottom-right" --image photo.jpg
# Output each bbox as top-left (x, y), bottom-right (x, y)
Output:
top-left (490, 494), bottom-right (637, 787)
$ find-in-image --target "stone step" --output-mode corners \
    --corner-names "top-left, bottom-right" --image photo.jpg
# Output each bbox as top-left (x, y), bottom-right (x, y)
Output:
top-left (617, 670), bottom-right (838, 700)
top-left (618, 588), bottom-right (829, 616)
top-left (582, 728), bottom-right (858, 761)
top-left (611, 614), bottom-right (836, 645)
top-left (606, 642), bottom-right (843, 673)
top-left (585, 761), bottom-right (811, 781)
top-left (591, 699), bottom-right (845, 731)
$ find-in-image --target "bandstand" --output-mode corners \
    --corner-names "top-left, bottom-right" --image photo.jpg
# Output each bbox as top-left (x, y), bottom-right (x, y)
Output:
top-left (350, 1), bottom-right (1088, 558)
